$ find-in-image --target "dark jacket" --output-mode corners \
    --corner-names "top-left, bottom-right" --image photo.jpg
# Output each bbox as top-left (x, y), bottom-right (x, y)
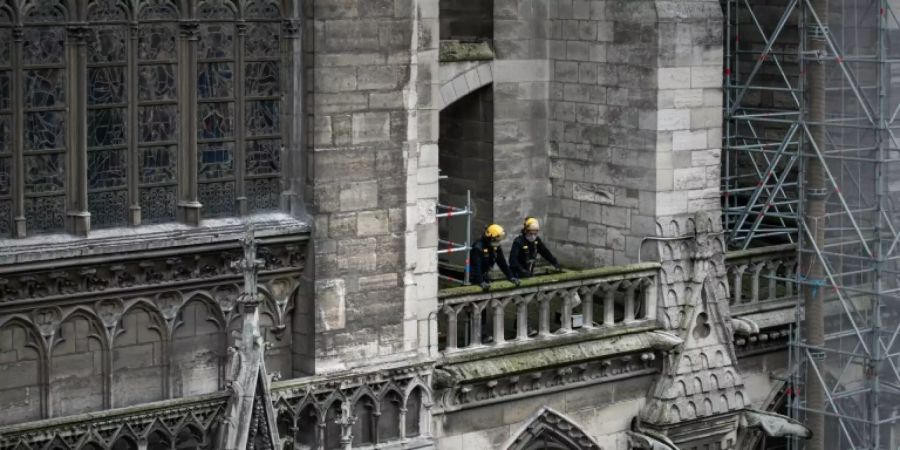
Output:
top-left (469, 238), bottom-right (513, 284)
top-left (509, 234), bottom-right (559, 278)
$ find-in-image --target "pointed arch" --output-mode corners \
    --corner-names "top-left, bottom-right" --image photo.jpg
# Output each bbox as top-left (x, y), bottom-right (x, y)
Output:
top-left (505, 407), bottom-right (603, 450)
top-left (378, 389), bottom-right (403, 443)
top-left (0, 318), bottom-right (45, 425)
top-left (50, 310), bottom-right (106, 417)
top-left (112, 302), bottom-right (167, 407)
top-left (352, 392), bottom-right (377, 446)
top-left (171, 296), bottom-right (227, 397)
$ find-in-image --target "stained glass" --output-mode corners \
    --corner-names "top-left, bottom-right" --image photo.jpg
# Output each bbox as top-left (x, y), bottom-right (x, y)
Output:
top-left (198, 103), bottom-right (235, 139)
top-left (244, 61), bottom-right (279, 97)
top-left (245, 139), bottom-right (280, 175)
top-left (139, 65), bottom-right (176, 100)
top-left (24, 196), bottom-right (65, 232)
top-left (0, 199), bottom-right (10, 235)
top-left (245, 100), bottom-right (279, 136)
top-left (88, 190), bottom-right (128, 228)
top-left (199, 181), bottom-right (236, 217)
top-left (25, 69), bottom-right (65, 107)
top-left (0, 29), bottom-right (10, 64)
top-left (198, 24), bottom-right (234, 59)
top-left (245, 0), bottom-right (280, 19)
top-left (24, 1), bottom-right (66, 23)
top-left (139, 25), bottom-right (177, 61)
top-left (138, 0), bottom-right (178, 20)
top-left (139, 105), bottom-right (177, 142)
top-left (0, 116), bottom-right (9, 153)
top-left (87, 149), bottom-right (127, 188)
top-left (245, 23), bottom-right (280, 57)
top-left (0, 72), bottom-right (10, 109)
top-left (198, 142), bottom-right (234, 179)
top-left (88, 27), bottom-right (127, 63)
top-left (25, 111), bottom-right (65, 150)
top-left (140, 146), bottom-right (177, 184)
top-left (198, 63), bottom-right (234, 99)
top-left (24, 154), bottom-right (65, 193)
top-left (0, 157), bottom-right (9, 195)
top-left (88, 67), bottom-right (126, 105)
top-left (87, 0), bottom-right (128, 22)
top-left (88, 108), bottom-right (127, 147)
top-left (197, 0), bottom-right (235, 20)
top-left (247, 178), bottom-right (280, 212)
top-left (140, 186), bottom-right (176, 223)
top-left (22, 28), bottom-right (65, 65)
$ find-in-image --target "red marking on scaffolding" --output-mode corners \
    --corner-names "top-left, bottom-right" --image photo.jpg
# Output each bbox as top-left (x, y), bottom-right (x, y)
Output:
top-left (835, 187), bottom-right (841, 194)
top-left (725, 68), bottom-right (732, 76)
top-left (735, 37), bottom-right (740, 44)
top-left (881, 7), bottom-right (886, 15)
top-left (836, 56), bottom-right (844, 64)
top-left (447, 210), bottom-right (453, 218)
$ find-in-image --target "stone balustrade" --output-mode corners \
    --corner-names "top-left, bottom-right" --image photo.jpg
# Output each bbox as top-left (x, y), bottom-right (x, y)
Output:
top-left (725, 244), bottom-right (797, 308)
top-left (436, 263), bottom-right (660, 353)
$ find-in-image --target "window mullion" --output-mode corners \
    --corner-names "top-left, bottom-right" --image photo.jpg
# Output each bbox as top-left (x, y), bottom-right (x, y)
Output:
top-left (12, 27), bottom-right (24, 237)
top-left (66, 25), bottom-right (90, 236)
top-left (235, 22), bottom-right (246, 216)
top-left (178, 21), bottom-right (200, 226)
top-left (282, 18), bottom-right (301, 214)
top-left (128, 23), bottom-right (140, 225)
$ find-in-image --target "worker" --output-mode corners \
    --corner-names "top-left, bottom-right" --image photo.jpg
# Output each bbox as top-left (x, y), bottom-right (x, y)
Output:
top-left (509, 217), bottom-right (561, 278)
top-left (469, 224), bottom-right (519, 291)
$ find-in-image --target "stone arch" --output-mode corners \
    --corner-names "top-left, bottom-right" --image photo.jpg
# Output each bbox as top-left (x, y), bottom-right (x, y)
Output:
top-left (112, 302), bottom-right (167, 407)
top-left (294, 402), bottom-right (319, 449)
top-left (323, 399), bottom-right (343, 450)
top-left (50, 311), bottom-right (106, 417)
top-left (171, 296), bottom-right (226, 397)
top-left (438, 61), bottom-right (493, 110)
top-left (352, 393), bottom-right (377, 446)
top-left (0, 318), bottom-right (45, 425)
top-left (405, 385), bottom-right (426, 439)
top-left (378, 389), bottom-right (403, 443)
top-left (505, 407), bottom-right (603, 450)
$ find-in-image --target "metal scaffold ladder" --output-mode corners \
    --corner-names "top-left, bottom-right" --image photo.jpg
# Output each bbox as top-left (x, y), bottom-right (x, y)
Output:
top-left (436, 190), bottom-right (473, 285)
top-left (724, 0), bottom-right (900, 447)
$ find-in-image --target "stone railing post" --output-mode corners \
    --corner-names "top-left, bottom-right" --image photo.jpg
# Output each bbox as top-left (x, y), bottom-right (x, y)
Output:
top-left (731, 265), bottom-right (746, 304)
top-left (515, 296), bottom-right (530, 341)
top-left (642, 278), bottom-right (656, 321)
top-left (623, 280), bottom-right (637, 323)
top-left (602, 282), bottom-right (620, 326)
top-left (538, 293), bottom-right (551, 337)
top-left (470, 302), bottom-right (485, 346)
top-left (492, 299), bottom-right (505, 345)
top-left (750, 262), bottom-right (764, 304)
top-left (579, 287), bottom-right (595, 329)
top-left (559, 290), bottom-right (573, 333)
top-left (443, 306), bottom-right (458, 351)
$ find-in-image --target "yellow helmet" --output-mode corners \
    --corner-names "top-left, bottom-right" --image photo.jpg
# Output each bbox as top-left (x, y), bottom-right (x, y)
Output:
top-left (485, 224), bottom-right (505, 240)
top-left (524, 217), bottom-right (540, 232)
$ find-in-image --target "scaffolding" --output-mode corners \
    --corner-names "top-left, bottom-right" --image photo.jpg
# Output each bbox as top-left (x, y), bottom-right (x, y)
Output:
top-left (724, 0), bottom-right (900, 447)
top-left (436, 190), bottom-right (473, 285)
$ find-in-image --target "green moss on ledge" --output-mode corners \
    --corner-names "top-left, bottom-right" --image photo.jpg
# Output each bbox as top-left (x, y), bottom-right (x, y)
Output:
top-left (438, 262), bottom-right (661, 298)
top-left (439, 40), bottom-right (495, 62)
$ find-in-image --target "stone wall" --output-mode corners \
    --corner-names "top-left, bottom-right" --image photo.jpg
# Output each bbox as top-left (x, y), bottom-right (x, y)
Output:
top-left (434, 373), bottom-right (654, 449)
top-left (545, 0), bottom-right (660, 268)
top-left (303, 0), bottom-right (440, 372)
top-left (440, 0), bottom-right (493, 40)
top-left (490, 0), bottom-right (552, 248)
top-left (439, 84), bottom-right (494, 265)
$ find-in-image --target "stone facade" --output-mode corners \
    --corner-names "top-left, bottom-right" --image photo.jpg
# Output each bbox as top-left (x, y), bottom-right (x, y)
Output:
top-left (0, 1), bottom-right (803, 450)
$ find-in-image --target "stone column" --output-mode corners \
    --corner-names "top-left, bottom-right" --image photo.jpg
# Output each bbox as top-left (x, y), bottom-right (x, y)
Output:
top-left (301, 0), bottom-right (439, 372)
top-left (177, 21), bottom-right (201, 226)
top-left (66, 25), bottom-right (90, 236)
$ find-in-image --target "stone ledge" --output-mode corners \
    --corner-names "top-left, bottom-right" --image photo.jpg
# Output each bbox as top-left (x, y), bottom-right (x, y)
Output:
top-left (438, 262), bottom-right (661, 298)
top-left (0, 213), bottom-right (311, 267)
top-left (437, 328), bottom-right (679, 383)
top-left (439, 40), bottom-right (494, 63)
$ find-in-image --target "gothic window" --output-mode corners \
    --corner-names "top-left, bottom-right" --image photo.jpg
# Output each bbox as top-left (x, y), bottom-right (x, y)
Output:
top-left (197, 0), bottom-right (237, 218)
top-left (0, 8), bottom-right (11, 236)
top-left (138, 1), bottom-right (179, 223)
top-left (1, 0), bottom-right (294, 238)
top-left (22, 0), bottom-right (67, 233)
top-left (244, 1), bottom-right (283, 212)
top-left (86, 0), bottom-right (129, 228)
